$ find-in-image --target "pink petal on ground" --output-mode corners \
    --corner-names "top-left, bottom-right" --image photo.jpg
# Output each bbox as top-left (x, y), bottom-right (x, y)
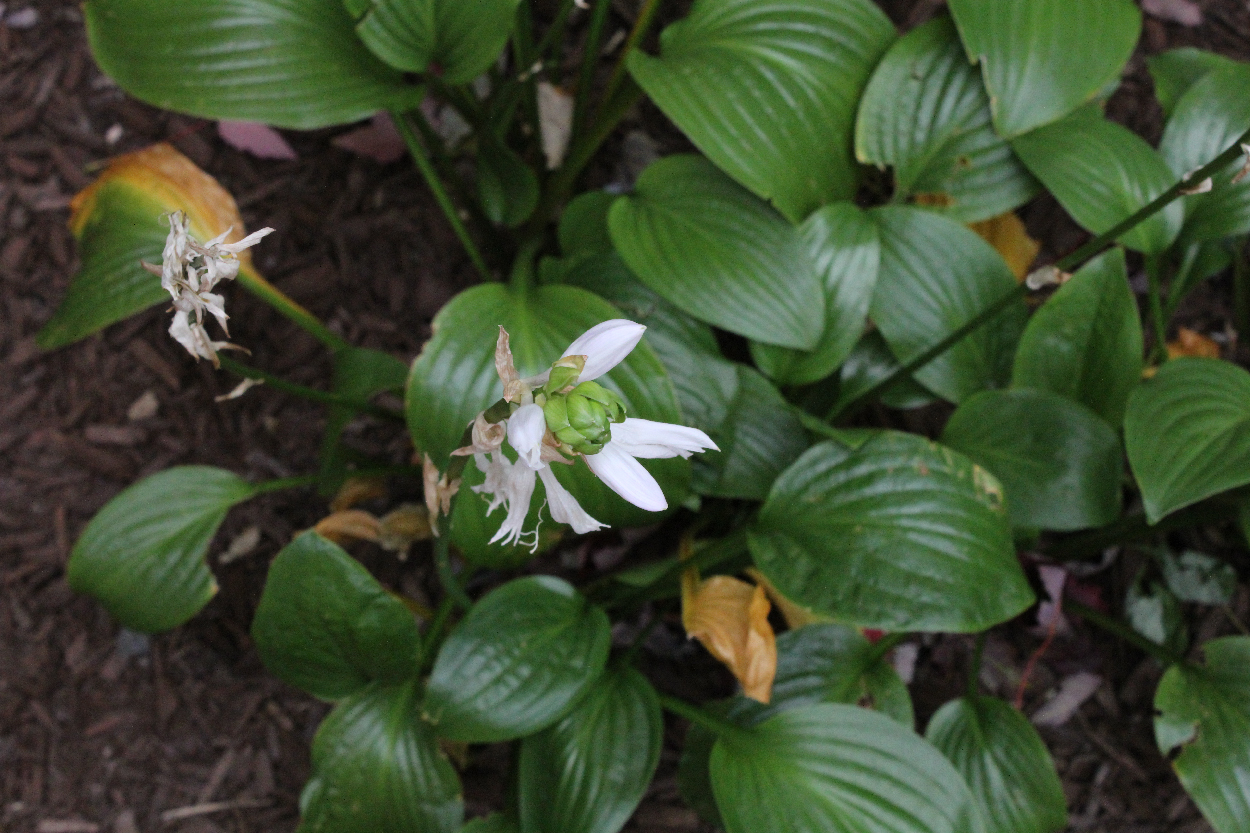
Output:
top-left (217, 121), bottom-right (298, 160)
top-left (331, 113), bottom-right (406, 164)
top-left (1034, 564), bottom-right (1071, 635)
top-left (1032, 672), bottom-right (1102, 727)
top-left (1142, 0), bottom-right (1203, 26)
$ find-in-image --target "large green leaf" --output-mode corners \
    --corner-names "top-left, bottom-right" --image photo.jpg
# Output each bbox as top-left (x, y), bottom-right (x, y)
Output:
top-left (926, 696), bottom-right (1067, 833)
top-left (300, 682), bottom-right (462, 833)
top-left (1155, 636), bottom-right (1250, 833)
top-left (1148, 48), bottom-right (1242, 118)
top-left (518, 666), bottom-right (662, 833)
top-left (423, 576), bottom-right (611, 742)
top-left (1011, 109), bottom-right (1183, 254)
top-left (869, 206), bottom-right (1026, 404)
top-left (750, 433), bottom-right (1033, 632)
top-left (608, 155), bottom-right (824, 350)
top-left (84, 0), bottom-right (423, 128)
top-left (834, 330), bottom-right (939, 412)
top-left (1010, 248), bottom-right (1142, 427)
top-left (626, 0), bottom-right (895, 222)
top-left (251, 531), bottom-right (422, 701)
top-left (941, 389), bottom-right (1122, 531)
top-left (460, 816), bottom-right (519, 833)
top-left (749, 202), bottom-right (879, 385)
top-left (1159, 64), bottom-right (1250, 246)
top-left (348, 0), bottom-right (519, 84)
top-left (67, 466), bottom-right (256, 633)
top-left (1125, 358), bottom-right (1250, 523)
top-left (476, 137), bottom-right (540, 228)
top-left (947, 0), bottom-right (1140, 138)
top-left (855, 16), bottom-right (1037, 222)
top-left (711, 703), bottom-right (985, 833)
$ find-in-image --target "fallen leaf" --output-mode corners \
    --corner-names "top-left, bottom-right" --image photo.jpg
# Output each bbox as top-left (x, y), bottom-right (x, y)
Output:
top-left (1167, 327), bottom-right (1221, 359)
top-left (1034, 564), bottom-right (1070, 635)
top-left (969, 211), bottom-right (1040, 281)
top-left (331, 112), bottom-right (406, 164)
top-left (746, 567), bottom-right (829, 630)
top-left (1031, 671), bottom-right (1101, 727)
top-left (681, 569), bottom-right (777, 703)
top-left (217, 121), bottom-right (297, 161)
top-left (378, 503), bottom-right (432, 557)
top-left (1142, 0), bottom-right (1202, 26)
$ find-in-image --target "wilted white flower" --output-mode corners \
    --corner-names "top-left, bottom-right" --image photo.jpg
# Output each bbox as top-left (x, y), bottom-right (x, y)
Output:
top-left (143, 210), bottom-right (273, 367)
top-left (461, 319), bottom-right (718, 550)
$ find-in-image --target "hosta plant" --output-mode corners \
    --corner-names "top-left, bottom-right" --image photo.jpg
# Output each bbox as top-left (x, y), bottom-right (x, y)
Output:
top-left (41, 0), bottom-right (1250, 831)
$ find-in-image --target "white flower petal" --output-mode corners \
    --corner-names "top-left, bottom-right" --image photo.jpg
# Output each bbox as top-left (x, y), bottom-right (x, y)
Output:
top-left (216, 227), bottom-right (275, 253)
top-left (481, 455), bottom-right (538, 549)
top-left (585, 442), bottom-right (667, 512)
top-left (537, 467), bottom-right (605, 534)
top-left (507, 404), bottom-right (547, 468)
top-left (609, 418), bottom-right (718, 459)
top-left (560, 319), bottom-right (646, 382)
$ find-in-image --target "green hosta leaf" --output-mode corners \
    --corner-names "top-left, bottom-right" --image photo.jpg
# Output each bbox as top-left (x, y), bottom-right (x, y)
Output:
top-left (1011, 248), bottom-right (1142, 427)
top-left (84, 0), bottom-right (422, 128)
top-left (1160, 64), bottom-right (1250, 245)
top-left (608, 155), bottom-right (824, 350)
top-left (424, 576), bottom-right (611, 742)
top-left (67, 466), bottom-right (256, 633)
top-left (750, 433), bottom-right (1033, 632)
top-left (948, 0), bottom-right (1140, 138)
top-left (1155, 636), bottom-right (1250, 833)
top-left (678, 719), bottom-right (723, 827)
top-left (558, 191), bottom-right (617, 258)
top-left (1160, 550), bottom-right (1236, 606)
top-left (348, 0), bottom-right (519, 84)
top-left (1126, 575), bottom-right (1187, 655)
top-left (1125, 358), bottom-right (1250, 523)
top-left (940, 389), bottom-right (1122, 531)
top-left (835, 330), bottom-right (939, 412)
top-left (460, 816), bottom-right (519, 833)
top-left (870, 206), bottom-right (1026, 404)
top-left (1012, 109), bottom-right (1182, 254)
top-left (518, 666), bottom-right (662, 833)
top-left (626, 0), bottom-right (895, 222)
top-left (855, 16), bottom-right (1037, 222)
top-left (711, 703), bottom-right (986, 833)
top-left (749, 202), bottom-right (879, 385)
top-left (1148, 48), bottom-right (1242, 117)
top-left (300, 682), bottom-right (463, 833)
top-left (926, 697), bottom-right (1067, 833)
top-left (477, 137), bottom-right (539, 227)
top-left (251, 531), bottom-right (421, 701)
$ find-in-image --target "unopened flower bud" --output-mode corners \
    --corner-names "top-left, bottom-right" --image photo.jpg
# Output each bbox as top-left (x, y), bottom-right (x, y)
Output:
top-left (545, 355), bottom-right (585, 394)
top-left (568, 380), bottom-right (626, 423)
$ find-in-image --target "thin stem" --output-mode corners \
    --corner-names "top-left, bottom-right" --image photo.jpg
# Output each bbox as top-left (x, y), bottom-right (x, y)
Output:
top-left (620, 615), bottom-right (662, 665)
top-left (421, 596), bottom-right (458, 670)
top-left (235, 268), bottom-right (348, 353)
top-left (251, 474), bottom-right (318, 495)
top-left (1145, 254), bottom-right (1170, 364)
top-left (391, 111), bottom-right (493, 281)
top-left (599, 527), bottom-right (751, 610)
top-left (657, 693), bottom-right (749, 739)
top-left (967, 632), bottom-right (986, 700)
top-left (1235, 237), bottom-right (1250, 340)
top-left (572, 0), bottom-right (614, 138)
top-left (1044, 500), bottom-right (1239, 559)
top-left (434, 521), bottom-right (474, 611)
top-left (217, 356), bottom-right (404, 420)
top-left (1064, 599), bottom-right (1186, 667)
top-left (600, 0), bottom-right (663, 107)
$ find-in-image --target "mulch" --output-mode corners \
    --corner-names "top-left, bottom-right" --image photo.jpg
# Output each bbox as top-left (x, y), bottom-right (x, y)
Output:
top-left (1, 1), bottom-right (1248, 831)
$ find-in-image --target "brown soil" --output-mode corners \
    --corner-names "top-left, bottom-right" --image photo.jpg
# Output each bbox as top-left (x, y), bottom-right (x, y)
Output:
top-left (1, 1), bottom-right (1247, 832)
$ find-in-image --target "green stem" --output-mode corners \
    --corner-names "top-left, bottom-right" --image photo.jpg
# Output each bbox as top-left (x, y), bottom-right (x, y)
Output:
top-left (572, 0), bottom-right (614, 138)
top-left (598, 528), bottom-right (752, 610)
top-left (216, 356), bottom-right (403, 420)
top-left (600, 0), bottom-right (663, 107)
top-left (1064, 599), bottom-right (1186, 667)
top-left (657, 693), bottom-right (749, 739)
top-left (1235, 237), bottom-right (1250, 340)
top-left (620, 616), bottom-right (663, 665)
top-left (434, 517), bottom-right (474, 611)
top-left (1044, 500), bottom-right (1240, 561)
top-left (967, 632), bottom-right (986, 700)
top-left (1145, 254), bottom-right (1170, 364)
top-left (392, 111), bottom-right (493, 281)
top-left (251, 474), bottom-right (318, 494)
top-left (235, 268), bottom-right (348, 353)
top-left (421, 595), bottom-right (458, 671)
top-left (510, 237), bottom-right (542, 295)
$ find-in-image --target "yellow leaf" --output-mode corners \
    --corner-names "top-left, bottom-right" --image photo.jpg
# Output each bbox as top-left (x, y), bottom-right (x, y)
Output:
top-left (968, 211), bottom-right (1040, 281)
top-left (70, 143), bottom-right (260, 276)
top-left (681, 570), bottom-right (777, 703)
top-left (313, 510), bottom-right (382, 545)
top-left (1167, 327), bottom-right (1221, 359)
top-left (745, 568), bottom-right (830, 630)
top-left (329, 476), bottom-right (388, 512)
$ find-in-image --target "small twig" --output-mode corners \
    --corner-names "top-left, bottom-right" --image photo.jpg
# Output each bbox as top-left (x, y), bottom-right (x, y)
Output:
top-left (160, 799), bottom-right (269, 824)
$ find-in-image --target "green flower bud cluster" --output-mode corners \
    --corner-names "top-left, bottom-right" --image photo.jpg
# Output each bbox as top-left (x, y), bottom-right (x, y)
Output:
top-left (540, 379), bottom-right (626, 455)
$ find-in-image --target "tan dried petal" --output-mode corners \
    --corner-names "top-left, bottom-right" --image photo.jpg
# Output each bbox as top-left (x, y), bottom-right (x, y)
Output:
top-left (681, 570), bottom-right (777, 703)
top-left (378, 503), bottom-right (433, 557)
top-left (329, 476), bottom-right (388, 513)
top-left (452, 413), bottom-right (507, 457)
top-left (314, 510), bottom-right (382, 545)
top-left (496, 326), bottom-right (519, 387)
top-left (1167, 327), bottom-right (1221, 359)
top-left (422, 454), bottom-right (460, 532)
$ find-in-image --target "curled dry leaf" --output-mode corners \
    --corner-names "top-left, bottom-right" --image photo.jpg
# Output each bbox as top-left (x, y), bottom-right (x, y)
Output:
top-left (1167, 327), bottom-right (1221, 359)
top-left (968, 211), bottom-right (1040, 281)
top-left (537, 82), bottom-right (574, 170)
top-left (312, 510), bottom-right (382, 545)
top-left (745, 567), bottom-right (829, 630)
top-left (377, 503), bottom-right (432, 557)
top-left (681, 569), bottom-right (777, 703)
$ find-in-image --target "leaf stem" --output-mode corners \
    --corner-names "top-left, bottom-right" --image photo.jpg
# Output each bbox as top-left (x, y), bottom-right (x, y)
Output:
top-left (391, 111), bottom-right (493, 282)
top-left (421, 595), bottom-right (458, 671)
top-left (600, 0), bottom-right (664, 107)
top-left (1144, 253), bottom-right (1170, 364)
top-left (597, 527), bottom-right (751, 610)
top-left (235, 268), bottom-right (349, 353)
top-left (572, 0), bottom-right (615, 138)
top-left (216, 356), bottom-right (403, 420)
top-left (967, 632), bottom-right (986, 700)
top-left (1064, 599), bottom-right (1186, 667)
top-left (250, 474), bottom-right (318, 495)
top-left (657, 693), bottom-right (749, 739)
top-left (434, 516), bottom-right (474, 611)
top-left (1044, 499), bottom-right (1240, 560)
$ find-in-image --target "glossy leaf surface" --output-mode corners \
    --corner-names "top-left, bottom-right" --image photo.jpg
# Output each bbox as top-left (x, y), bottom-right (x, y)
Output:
top-left (518, 666), bottom-right (662, 833)
top-left (627, 0), bottom-right (895, 222)
top-left (1148, 48), bottom-right (1242, 117)
top-left (855, 16), bottom-right (1036, 222)
top-left (926, 696), bottom-right (1067, 833)
top-left (424, 577), bottom-right (611, 742)
top-left (84, 0), bottom-right (422, 128)
top-left (948, 0), bottom-right (1140, 138)
top-left (300, 682), bottom-right (462, 833)
top-left (251, 531), bottom-right (421, 701)
top-left (608, 155), bottom-right (824, 350)
top-left (67, 466), bottom-right (255, 633)
top-left (1155, 636), bottom-right (1250, 833)
top-left (750, 433), bottom-right (1032, 632)
top-left (1011, 248), bottom-right (1142, 427)
top-left (348, 0), bottom-right (519, 84)
top-left (1125, 358), bottom-right (1250, 523)
top-left (1012, 109), bottom-right (1182, 254)
top-left (711, 703), bottom-right (986, 833)
top-left (870, 206), bottom-right (1026, 404)
top-left (941, 389), bottom-right (1122, 531)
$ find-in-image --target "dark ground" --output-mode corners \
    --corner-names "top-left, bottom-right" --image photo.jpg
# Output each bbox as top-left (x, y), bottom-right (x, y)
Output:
top-left (2, 1), bottom-right (1249, 831)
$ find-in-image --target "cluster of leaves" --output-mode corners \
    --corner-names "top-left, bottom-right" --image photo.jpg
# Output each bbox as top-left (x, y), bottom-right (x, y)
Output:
top-left (42, 0), bottom-right (1250, 831)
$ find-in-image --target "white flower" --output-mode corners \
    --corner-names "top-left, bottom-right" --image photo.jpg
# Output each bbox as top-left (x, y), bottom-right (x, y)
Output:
top-left (469, 319), bottom-right (718, 548)
top-left (145, 210), bottom-right (273, 367)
